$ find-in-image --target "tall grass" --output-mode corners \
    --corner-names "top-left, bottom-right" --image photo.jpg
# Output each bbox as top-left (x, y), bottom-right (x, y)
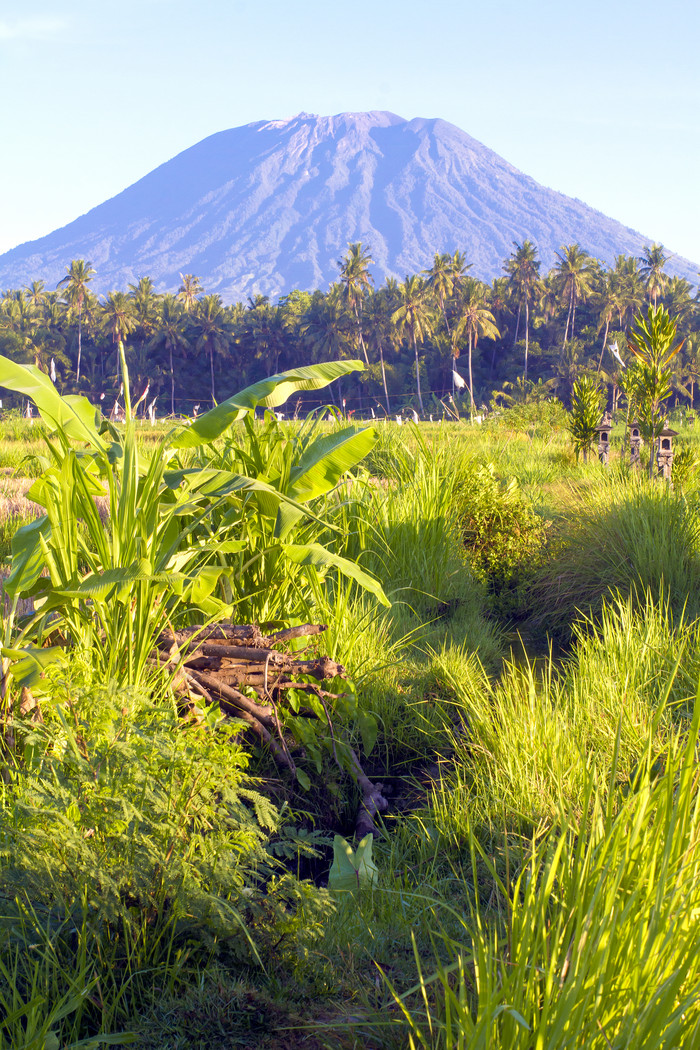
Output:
top-left (382, 707), bottom-right (700, 1048)
top-left (529, 473), bottom-right (700, 636)
top-left (417, 593), bottom-right (696, 851)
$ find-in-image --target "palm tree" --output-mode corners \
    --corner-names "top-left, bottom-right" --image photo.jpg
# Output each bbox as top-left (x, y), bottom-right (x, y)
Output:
top-left (24, 280), bottom-right (48, 313)
top-left (148, 294), bottom-right (190, 415)
top-left (4, 296), bottom-right (43, 368)
top-left (300, 293), bottom-right (351, 363)
top-left (453, 279), bottom-right (499, 411)
top-left (664, 276), bottom-right (695, 333)
top-left (392, 275), bottom-right (433, 414)
top-left (553, 244), bottom-right (597, 344)
top-left (339, 242), bottom-right (374, 365)
top-left (240, 296), bottom-right (285, 376)
top-left (488, 276), bottom-right (511, 375)
top-left (639, 244), bottom-right (669, 308)
top-left (680, 334), bottom-right (700, 408)
top-left (299, 292), bottom-right (352, 407)
top-left (100, 291), bottom-right (137, 390)
top-left (553, 338), bottom-right (587, 402)
top-left (192, 294), bottom-right (230, 404)
top-left (366, 285), bottom-right (400, 414)
top-left (57, 259), bottom-right (96, 383)
top-left (128, 277), bottom-right (159, 334)
top-left (424, 251), bottom-right (470, 334)
top-left (609, 254), bottom-right (644, 329)
top-left (177, 273), bottom-right (203, 313)
top-left (504, 241), bottom-right (541, 382)
top-left (595, 272), bottom-right (622, 371)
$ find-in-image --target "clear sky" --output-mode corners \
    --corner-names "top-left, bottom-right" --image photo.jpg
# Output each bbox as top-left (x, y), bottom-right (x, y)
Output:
top-left (1, 0), bottom-right (699, 269)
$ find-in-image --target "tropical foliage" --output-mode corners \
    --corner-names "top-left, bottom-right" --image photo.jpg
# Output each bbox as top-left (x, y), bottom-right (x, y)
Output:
top-left (2, 241), bottom-right (699, 419)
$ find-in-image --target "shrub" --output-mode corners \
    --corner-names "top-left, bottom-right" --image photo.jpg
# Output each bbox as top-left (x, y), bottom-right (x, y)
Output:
top-left (672, 439), bottom-right (699, 488)
top-left (456, 462), bottom-right (549, 615)
top-left (566, 373), bottom-right (604, 461)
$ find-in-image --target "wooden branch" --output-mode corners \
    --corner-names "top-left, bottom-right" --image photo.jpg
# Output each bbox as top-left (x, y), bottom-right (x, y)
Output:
top-left (285, 656), bottom-right (345, 679)
top-left (229, 705), bottom-right (295, 773)
top-left (151, 622), bottom-right (364, 799)
top-left (159, 624), bottom-right (268, 647)
top-left (267, 624), bottom-right (328, 644)
top-left (190, 669), bottom-right (275, 724)
top-left (348, 748), bottom-right (389, 839)
top-left (158, 622), bottom-right (326, 649)
top-left (196, 642), bottom-right (287, 663)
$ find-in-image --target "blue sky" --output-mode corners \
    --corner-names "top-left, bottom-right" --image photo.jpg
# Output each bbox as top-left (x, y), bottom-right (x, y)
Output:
top-left (1, 0), bottom-right (699, 269)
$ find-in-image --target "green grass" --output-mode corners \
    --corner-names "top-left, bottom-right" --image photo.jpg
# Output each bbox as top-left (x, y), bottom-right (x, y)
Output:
top-left (529, 472), bottom-right (700, 637)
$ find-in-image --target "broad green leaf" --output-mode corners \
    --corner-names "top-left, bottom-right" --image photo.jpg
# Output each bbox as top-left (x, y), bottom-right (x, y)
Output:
top-left (358, 710), bottom-right (378, 756)
top-left (328, 834), bottom-right (378, 893)
top-left (190, 539), bottom-right (248, 555)
top-left (280, 543), bottom-right (390, 607)
top-left (5, 516), bottom-right (51, 597)
top-left (287, 425), bottom-right (379, 502)
top-left (1, 644), bottom-right (66, 691)
top-left (171, 360), bottom-right (365, 449)
top-left (296, 768), bottom-right (311, 791)
top-left (0, 355), bottom-right (106, 449)
top-left (165, 469), bottom-right (340, 534)
top-left (186, 566), bottom-right (225, 604)
top-left (54, 563), bottom-right (178, 599)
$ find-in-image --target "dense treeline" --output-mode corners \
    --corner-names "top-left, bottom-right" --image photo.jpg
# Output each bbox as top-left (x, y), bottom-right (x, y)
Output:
top-left (1, 241), bottom-right (698, 416)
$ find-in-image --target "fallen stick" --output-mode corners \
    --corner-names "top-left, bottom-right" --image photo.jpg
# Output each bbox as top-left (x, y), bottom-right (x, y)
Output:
top-left (188, 669), bottom-right (275, 724)
top-left (349, 748), bottom-right (389, 839)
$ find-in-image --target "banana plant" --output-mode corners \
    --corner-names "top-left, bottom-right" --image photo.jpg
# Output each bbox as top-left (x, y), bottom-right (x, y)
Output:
top-left (0, 349), bottom-right (388, 695)
top-left (184, 407), bottom-right (383, 621)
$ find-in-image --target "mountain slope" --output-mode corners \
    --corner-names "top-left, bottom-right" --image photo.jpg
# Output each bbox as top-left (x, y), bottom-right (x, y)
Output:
top-left (0, 111), bottom-right (695, 299)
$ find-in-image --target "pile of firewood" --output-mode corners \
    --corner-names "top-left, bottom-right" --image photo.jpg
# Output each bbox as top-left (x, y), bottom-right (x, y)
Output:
top-left (151, 623), bottom-right (388, 838)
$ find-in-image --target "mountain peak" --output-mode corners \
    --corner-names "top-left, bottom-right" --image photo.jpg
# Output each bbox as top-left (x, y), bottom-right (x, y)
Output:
top-left (0, 112), bottom-right (695, 298)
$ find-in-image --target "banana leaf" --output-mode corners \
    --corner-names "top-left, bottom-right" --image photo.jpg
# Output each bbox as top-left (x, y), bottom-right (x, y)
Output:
top-left (0, 356), bottom-right (106, 450)
top-left (171, 360), bottom-right (364, 449)
top-left (279, 543), bottom-right (389, 606)
top-left (1, 644), bottom-right (66, 691)
top-left (5, 516), bottom-right (51, 598)
top-left (287, 425), bottom-right (378, 502)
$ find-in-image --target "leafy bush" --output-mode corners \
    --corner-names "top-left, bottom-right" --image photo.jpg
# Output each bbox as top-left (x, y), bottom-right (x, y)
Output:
top-left (456, 462), bottom-right (548, 615)
top-left (487, 393), bottom-right (567, 439)
top-left (3, 676), bottom-right (278, 940)
top-left (566, 373), bottom-right (604, 461)
top-left (672, 439), bottom-right (699, 488)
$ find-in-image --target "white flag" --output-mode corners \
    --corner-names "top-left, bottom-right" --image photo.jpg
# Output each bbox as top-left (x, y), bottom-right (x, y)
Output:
top-left (609, 341), bottom-right (626, 369)
top-left (452, 369), bottom-right (466, 389)
top-left (50, 357), bottom-right (56, 382)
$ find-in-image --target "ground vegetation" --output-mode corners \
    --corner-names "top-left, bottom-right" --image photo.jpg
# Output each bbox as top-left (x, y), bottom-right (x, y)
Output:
top-left (0, 309), bottom-right (699, 1047)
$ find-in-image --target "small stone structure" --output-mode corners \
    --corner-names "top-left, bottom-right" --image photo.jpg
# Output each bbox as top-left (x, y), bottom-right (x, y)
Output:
top-left (628, 422), bottom-right (643, 467)
top-left (656, 425), bottom-right (677, 481)
top-left (595, 413), bottom-right (613, 466)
